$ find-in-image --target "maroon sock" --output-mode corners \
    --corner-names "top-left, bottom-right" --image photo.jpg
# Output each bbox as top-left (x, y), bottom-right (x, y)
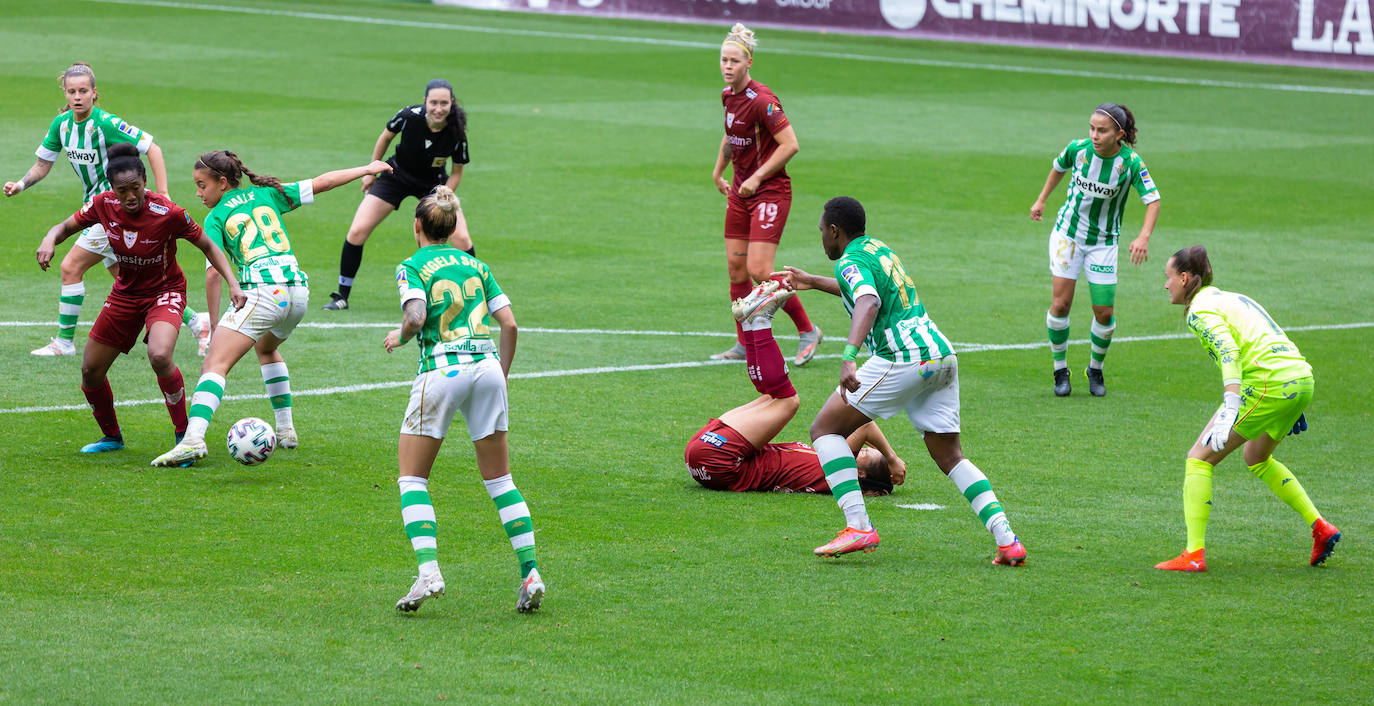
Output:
top-left (782, 294), bottom-right (813, 334)
top-left (158, 367), bottom-right (189, 434)
top-left (750, 323), bottom-right (796, 399)
top-left (730, 281), bottom-right (752, 345)
top-left (81, 379), bottom-right (121, 438)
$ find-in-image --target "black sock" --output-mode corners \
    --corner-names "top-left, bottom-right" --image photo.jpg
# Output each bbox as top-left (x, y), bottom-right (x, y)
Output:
top-left (338, 241), bottom-right (364, 299)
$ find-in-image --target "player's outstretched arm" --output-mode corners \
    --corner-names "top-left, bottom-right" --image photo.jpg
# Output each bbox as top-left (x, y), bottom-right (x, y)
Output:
top-left (146, 142), bottom-right (169, 197)
top-left (191, 233), bottom-right (245, 310)
top-left (5, 159), bottom-right (55, 197)
top-left (492, 305), bottom-right (517, 379)
top-left (361, 129), bottom-right (397, 193)
top-left (313, 161), bottom-right (393, 196)
top-left (36, 216), bottom-right (83, 270)
top-left (772, 266), bottom-right (841, 296)
top-left (1030, 168), bottom-right (1065, 221)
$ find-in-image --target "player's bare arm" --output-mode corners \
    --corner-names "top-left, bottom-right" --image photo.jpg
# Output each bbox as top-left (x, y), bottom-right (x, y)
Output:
top-left (1030, 168), bottom-right (1066, 221)
top-left (1129, 200), bottom-right (1160, 266)
top-left (361, 129), bottom-right (397, 193)
top-left (739, 124), bottom-right (798, 198)
top-left (314, 161), bottom-right (393, 195)
top-left (4, 158), bottom-right (54, 196)
top-left (146, 142), bottom-right (169, 197)
top-left (191, 232), bottom-right (246, 310)
top-left (772, 266), bottom-right (841, 296)
top-left (839, 294), bottom-right (880, 395)
top-left (384, 299), bottom-right (428, 353)
top-left (491, 305), bottom-right (518, 379)
top-left (35, 215), bottom-right (84, 270)
top-left (712, 134), bottom-right (732, 195)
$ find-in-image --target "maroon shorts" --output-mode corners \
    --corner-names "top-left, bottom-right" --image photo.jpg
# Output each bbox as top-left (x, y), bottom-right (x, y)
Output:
top-left (684, 419), bottom-right (756, 491)
top-left (724, 190), bottom-right (792, 244)
top-left (88, 289), bottom-right (186, 353)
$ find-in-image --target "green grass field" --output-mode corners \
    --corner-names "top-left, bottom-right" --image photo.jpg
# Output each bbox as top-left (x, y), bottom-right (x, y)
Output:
top-left (2, 1), bottom-right (1372, 702)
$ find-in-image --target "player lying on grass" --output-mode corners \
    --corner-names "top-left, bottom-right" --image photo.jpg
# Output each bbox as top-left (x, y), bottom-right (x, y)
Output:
top-left (685, 280), bottom-right (906, 496)
top-left (1154, 245), bottom-right (1340, 572)
top-left (775, 197), bottom-right (1027, 563)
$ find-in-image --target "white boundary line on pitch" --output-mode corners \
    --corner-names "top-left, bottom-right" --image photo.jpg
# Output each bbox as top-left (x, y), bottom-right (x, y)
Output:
top-left (3, 320), bottom-right (1369, 415)
top-left (84, 0), bottom-right (1374, 97)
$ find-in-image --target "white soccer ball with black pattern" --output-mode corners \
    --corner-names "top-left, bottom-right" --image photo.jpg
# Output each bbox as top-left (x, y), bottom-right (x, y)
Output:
top-left (226, 417), bottom-right (276, 466)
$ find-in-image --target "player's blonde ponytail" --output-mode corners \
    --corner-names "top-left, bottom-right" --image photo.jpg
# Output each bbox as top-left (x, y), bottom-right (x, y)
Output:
top-left (415, 185), bottom-right (460, 241)
top-left (723, 23), bottom-right (757, 58)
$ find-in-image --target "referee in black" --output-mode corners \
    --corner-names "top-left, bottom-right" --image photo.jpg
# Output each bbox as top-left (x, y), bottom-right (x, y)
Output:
top-left (325, 79), bottom-right (472, 311)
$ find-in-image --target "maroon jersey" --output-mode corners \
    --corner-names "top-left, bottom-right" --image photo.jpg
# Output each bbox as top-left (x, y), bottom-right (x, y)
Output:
top-left (685, 420), bottom-right (828, 494)
top-left (721, 80), bottom-right (792, 197)
top-left (72, 191), bottom-right (201, 299)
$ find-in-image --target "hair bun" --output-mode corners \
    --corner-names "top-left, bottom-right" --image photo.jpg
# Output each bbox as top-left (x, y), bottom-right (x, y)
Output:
top-left (106, 142), bottom-right (139, 160)
top-left (432, 185), bottom-right (458, 212)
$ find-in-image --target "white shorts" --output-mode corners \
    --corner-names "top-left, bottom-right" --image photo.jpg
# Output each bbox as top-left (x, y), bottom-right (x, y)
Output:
top-left (401, 357), bottom-right (509, 441)
top-left (1048, 231), bottom-right (1117, 285)
top-left (217, 285), bottom-right (309, 342)
top-left (73, 223), bottom-right (118, 268)
top-left (842, 355), bottom-right (961, 434)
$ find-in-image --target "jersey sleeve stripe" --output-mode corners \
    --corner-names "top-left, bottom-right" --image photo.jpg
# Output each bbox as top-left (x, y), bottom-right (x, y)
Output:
top-left (487, 293), bottom-right (511, 313)
top-left (36, 145), bottom-right (60, 161)
top-left (851, 284), bottom-right (878, 302)
top-left (294, 180), bottom-right (315, 205)
top-left (401, 287), bottom-right (426, 305)
top-left (135, 133), bottom-right (154, 154)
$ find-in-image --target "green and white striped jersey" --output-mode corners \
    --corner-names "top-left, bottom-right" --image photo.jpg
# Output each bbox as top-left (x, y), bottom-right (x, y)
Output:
top-left (1051, 139), bottom-right (1159, 246)
top-left (37, 106), bottom-right (154, 202)
top-left (203, 182), bottom-right (313, 288)
top-left (396, 244), bottom-right (510, 374)
top-left (835, 235), bottom-right (954, 363)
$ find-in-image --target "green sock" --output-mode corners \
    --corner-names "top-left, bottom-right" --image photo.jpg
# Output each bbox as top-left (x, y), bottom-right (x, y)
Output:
top-left (1249, 457), bottom-right (1320, 525)
top-left (1184, 458), bottom-right (1213, 552)
top-left (485, 475), bottom-right (537, 577)
top-left (1089, 316), bottom-right (1116, 368)
top-left (183, 373), bottom-right (226, 443)
top-left (58, 283), bottom-right (85, 342)
top-left (399, 476), bottom-right (438, 574)
top-left (1046, 311), bottom-right (1069, 367)
top-left (181, 306), bottom-right (198, 326)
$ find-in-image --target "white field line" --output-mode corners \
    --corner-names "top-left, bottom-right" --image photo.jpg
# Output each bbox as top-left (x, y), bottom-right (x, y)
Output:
top-left (896, 503), bottom-right (947, 510)
top-left (87, 0), bottom-right (1374, 97)
top-left (4, 320), bottom-right (1368, 415)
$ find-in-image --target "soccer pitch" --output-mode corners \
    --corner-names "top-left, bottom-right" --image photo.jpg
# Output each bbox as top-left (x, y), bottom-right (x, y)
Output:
top-left (2, 0), bottom-right (1372, 702)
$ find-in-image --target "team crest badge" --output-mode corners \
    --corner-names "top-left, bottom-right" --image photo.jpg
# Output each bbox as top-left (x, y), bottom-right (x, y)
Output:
top-left (122, 230), bottom-right (138, 248)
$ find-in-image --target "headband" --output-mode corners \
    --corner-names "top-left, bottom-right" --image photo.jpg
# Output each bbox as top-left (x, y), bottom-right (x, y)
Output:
top-left (723, 40), bottom-right (753, 58)
top-left (1094, 104), bottom-right (1127, 132)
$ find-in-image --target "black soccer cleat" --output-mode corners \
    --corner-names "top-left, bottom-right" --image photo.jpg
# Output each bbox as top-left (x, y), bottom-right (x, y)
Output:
top-left (321, 293), bottom-right (349, 311)
top-left (1085, 366), bottom-right (1106, 397)
top-left (1053, 368), bottom-right (1071, 397)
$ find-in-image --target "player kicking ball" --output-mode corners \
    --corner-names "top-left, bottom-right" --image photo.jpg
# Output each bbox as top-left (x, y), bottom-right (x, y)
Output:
top-left (774, 197), bottom-right (1027, 564)
top-left (685, 280), bottom-right (907, 498)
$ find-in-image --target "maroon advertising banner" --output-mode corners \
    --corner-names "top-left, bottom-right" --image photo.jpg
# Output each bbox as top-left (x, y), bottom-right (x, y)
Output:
top-left (436, 0), bottom-right (1374, 70)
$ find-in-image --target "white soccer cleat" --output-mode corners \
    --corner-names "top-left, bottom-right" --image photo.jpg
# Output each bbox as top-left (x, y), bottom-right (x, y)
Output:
top-left (32, 337), bottom-right (76, 357)
top-left (276, 427), bottom-right (298, 449)
top-left (396, 571), bottom-right (445, 612)
top-left (150, 439), bottom-right (208, 467)
top-left (516, 568), bottom-right (545, 613)
top-left (732, 280), bottom-right (793, 323)
top-left (191, 313), bottom-right (212, 357)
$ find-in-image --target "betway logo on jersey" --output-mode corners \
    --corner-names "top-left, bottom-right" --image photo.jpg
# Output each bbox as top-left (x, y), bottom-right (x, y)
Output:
top-left (66, 148), bottom-right (98, 165)
top-left (1072, 173), bottom-right (1121, 198)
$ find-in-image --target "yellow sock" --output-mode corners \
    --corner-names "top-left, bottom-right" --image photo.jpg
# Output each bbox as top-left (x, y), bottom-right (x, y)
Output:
top-left (1249, 457), bottom-right (1320, 525)
top-left (1183, 458), bottom-right (1214, 552)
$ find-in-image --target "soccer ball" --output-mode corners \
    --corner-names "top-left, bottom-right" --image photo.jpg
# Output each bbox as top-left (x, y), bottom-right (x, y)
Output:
top-left (226, 417), bottom-right (276, 466)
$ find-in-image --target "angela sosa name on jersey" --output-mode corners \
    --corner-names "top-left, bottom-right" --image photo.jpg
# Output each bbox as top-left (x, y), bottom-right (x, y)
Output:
top-left (1072, 173), bottom-right (1122, 198)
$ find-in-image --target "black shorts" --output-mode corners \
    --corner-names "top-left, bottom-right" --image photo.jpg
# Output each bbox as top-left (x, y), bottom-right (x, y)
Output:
top-left (367, 171), bottom-right (440, 210)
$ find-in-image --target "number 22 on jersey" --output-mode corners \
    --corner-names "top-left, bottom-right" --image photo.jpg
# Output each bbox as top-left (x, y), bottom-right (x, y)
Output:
top-left (431, 276), bottom-right (489, 342)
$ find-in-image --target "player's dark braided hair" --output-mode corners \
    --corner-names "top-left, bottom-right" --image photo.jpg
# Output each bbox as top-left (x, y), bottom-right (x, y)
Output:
top-left (1171, 245), bottom-right (1213, 305)
top-left (425, 79), bottom-right (466, 143)
top-left (194, 150), bottom-right (293, 207)
top-left (1094, 103), bottom-right (1138, 146)
top-left (822, 196), bottom-right (866, 238)
top-left (105, 142), bottom-right (145, 182)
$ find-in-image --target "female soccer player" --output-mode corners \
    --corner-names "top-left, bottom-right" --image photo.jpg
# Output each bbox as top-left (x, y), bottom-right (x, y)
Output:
top-left (150, 151), bottom-right (392, 467)
top-left (1154, 246), bottom-right (1339, 572)
top-left (686, 280), bottom-right (906, 496)
top-left (34, 144), bottom-right (243, 453)
top-left (6, 62), bottom-right (210, 357)
top-left (323, 79), bottom-right (473, 311)
top-left (381, 186), bottom-right (542, 614)
top-left (775, 197), bottom-right (1026, 564)
top-left (710, 23), bottom-right (821, 366)
top-left (1029, 103), bottom-right (1160, 397)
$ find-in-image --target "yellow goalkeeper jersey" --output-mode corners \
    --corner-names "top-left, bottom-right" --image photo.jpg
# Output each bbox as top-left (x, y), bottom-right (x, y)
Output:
top-left (1186, 286), bottom-right (1312, 386)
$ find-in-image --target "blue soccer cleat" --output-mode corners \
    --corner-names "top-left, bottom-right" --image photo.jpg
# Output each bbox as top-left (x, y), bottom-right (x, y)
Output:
top-left (81, 435), bottom-right (124, 453)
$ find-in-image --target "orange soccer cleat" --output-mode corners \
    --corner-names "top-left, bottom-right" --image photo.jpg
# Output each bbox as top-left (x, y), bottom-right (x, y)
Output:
top-left (1155, 547), bottom-right (1207, 572)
